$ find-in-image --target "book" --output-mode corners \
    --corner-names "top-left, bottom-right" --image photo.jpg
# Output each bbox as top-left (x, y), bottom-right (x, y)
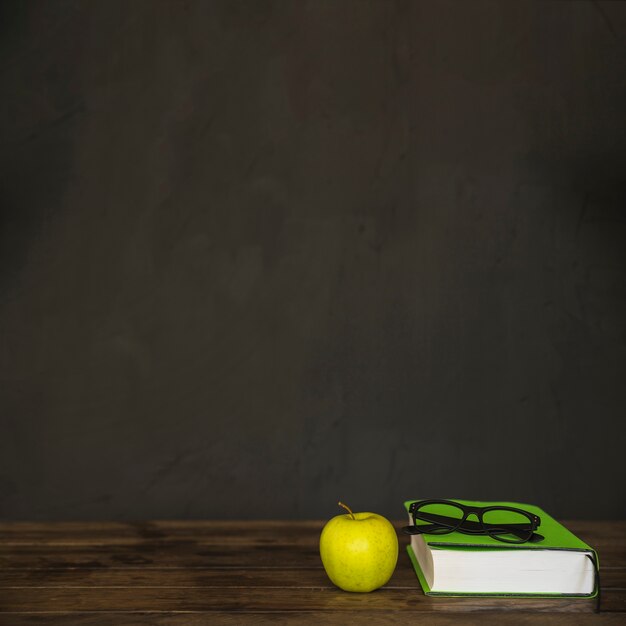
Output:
top-left (404, 499), bottom-right (598, 597)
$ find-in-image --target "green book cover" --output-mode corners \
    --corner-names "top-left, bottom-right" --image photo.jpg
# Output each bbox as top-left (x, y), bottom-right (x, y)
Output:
top-left (403, 499), bottom-right (598, 598)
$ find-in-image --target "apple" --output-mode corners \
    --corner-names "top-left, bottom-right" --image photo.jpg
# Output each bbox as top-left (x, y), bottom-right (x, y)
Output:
top-left (320, 501), bottom-right (398, 592)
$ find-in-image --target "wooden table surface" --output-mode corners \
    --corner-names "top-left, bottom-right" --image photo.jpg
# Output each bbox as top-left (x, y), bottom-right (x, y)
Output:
top-left (0, 520), bottom-right (624, 624)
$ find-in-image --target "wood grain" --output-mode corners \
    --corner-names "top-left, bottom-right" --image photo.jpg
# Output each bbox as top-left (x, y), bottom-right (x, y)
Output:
top-left (1, 567), bottom-right (623, 589)
top-left (0, 520), bottom-right (623, 622)
top-left (3, 614), bottom-right (626, 626)
top-left (0, 519), bottom-right (620, 546)
top-left (0, 586), bottom-right (620, 612)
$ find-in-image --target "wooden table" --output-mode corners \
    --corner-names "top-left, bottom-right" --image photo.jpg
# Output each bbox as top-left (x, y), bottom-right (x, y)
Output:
top-left (0, 520), bottom-right (624, 624)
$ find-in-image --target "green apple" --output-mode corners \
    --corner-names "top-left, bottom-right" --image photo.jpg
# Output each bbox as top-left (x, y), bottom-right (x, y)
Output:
top-left (320, 502), bottom-right (398, 592)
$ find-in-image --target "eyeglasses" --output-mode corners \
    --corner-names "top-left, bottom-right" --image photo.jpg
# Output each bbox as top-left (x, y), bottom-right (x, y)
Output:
top-left (403, 499), bottom-right (544, 544)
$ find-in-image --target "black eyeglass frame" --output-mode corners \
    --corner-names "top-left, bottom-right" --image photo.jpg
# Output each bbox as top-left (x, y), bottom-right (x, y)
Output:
top-left (405, 499), bottom-right (542, 544)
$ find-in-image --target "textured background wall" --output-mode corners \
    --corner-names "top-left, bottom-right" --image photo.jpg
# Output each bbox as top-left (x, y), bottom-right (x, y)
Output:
top-left (1, 0), bottom-right (625, 521)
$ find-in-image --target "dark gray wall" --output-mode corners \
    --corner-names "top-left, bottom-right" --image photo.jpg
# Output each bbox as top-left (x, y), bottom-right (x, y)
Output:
top-left (1, 0), bottom-right (625, 521)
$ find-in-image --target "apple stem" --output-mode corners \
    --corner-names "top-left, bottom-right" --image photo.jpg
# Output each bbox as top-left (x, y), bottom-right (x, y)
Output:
top-left (338, 501), bottom-right (355, 520)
